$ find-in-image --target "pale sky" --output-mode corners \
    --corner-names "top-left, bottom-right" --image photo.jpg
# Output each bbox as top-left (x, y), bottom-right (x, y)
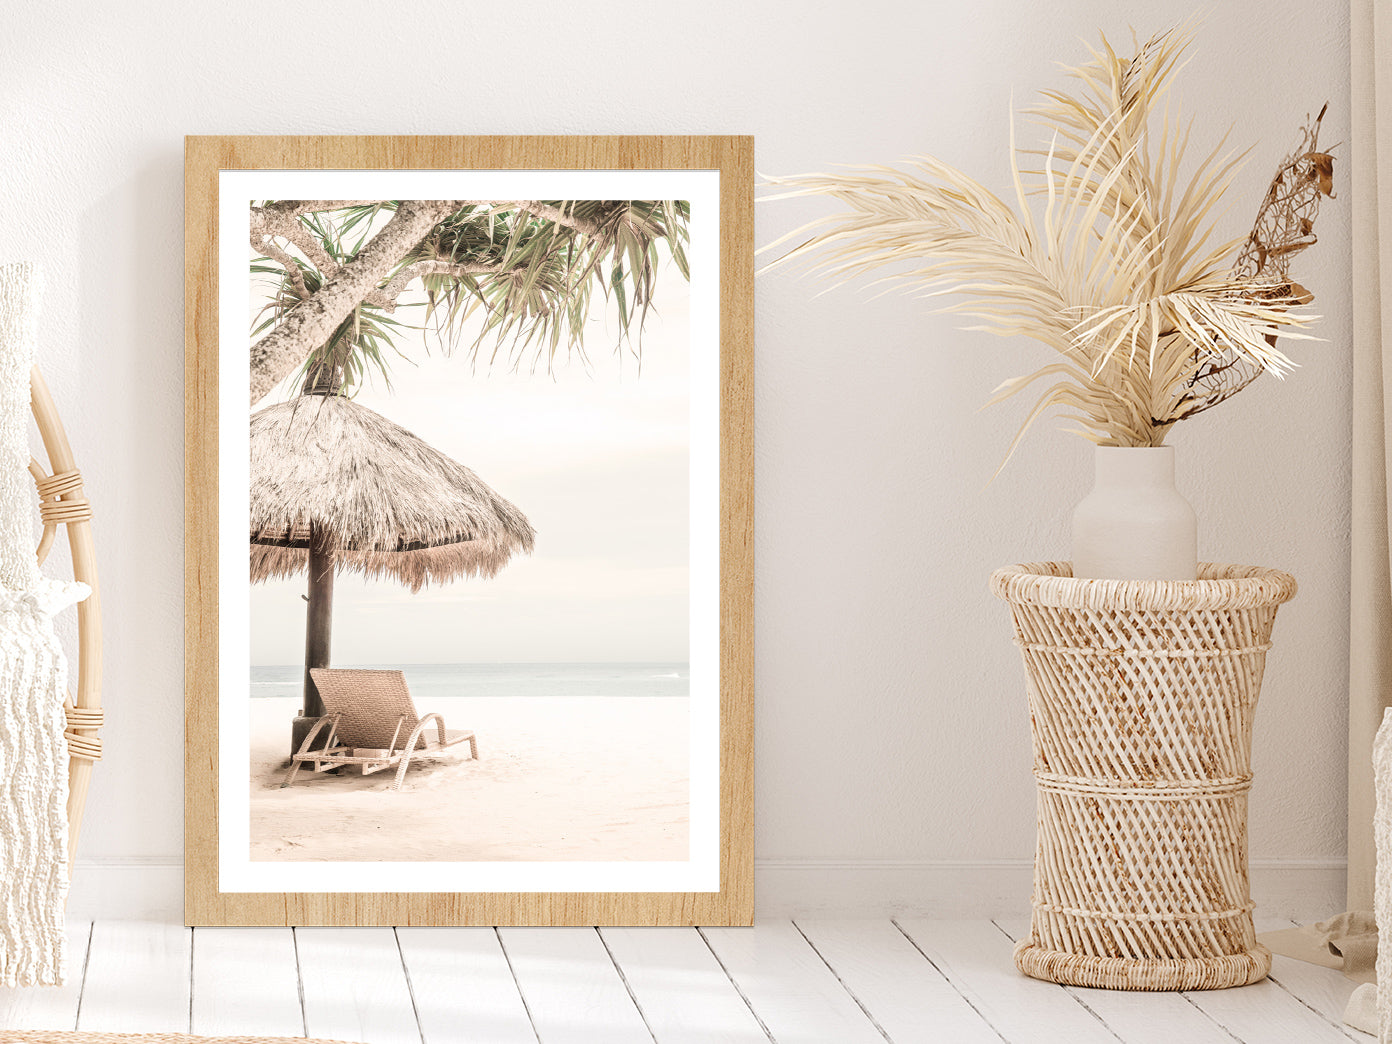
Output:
top-left (249, 256), bottom-right (692, 666)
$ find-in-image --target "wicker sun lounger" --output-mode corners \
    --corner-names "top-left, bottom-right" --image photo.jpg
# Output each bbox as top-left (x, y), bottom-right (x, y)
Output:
top-left (282, 668), bottom-right (477, 791)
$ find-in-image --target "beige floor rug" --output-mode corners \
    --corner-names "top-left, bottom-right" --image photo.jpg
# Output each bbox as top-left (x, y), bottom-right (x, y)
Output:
top-left (1259, 911), bottom-right (1378, 985)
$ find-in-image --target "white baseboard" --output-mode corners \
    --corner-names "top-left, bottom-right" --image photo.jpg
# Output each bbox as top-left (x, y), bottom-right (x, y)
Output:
top-left (755, 860), bottom-right (1037, 919)
top-left (63, 857), bottom-right (1348, 923)
top-left (1248, 861), bottom-right (1349, 921)
top-left (753, 859), bottom-right (1349, 922)
top-left (67, 860), bottom-right (183, 922)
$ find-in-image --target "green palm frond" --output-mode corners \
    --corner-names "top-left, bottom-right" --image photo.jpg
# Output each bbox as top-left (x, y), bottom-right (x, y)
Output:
top-left (251, 198), bottom-right (690, 395)
top-left (411, 199), bottom-right (690, 373)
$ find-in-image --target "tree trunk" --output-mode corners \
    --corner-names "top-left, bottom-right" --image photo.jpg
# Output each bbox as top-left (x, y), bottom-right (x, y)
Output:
top-left (250, 199), bottom-right (459, 406)
top-left (302, 523), bottom-right (335, 720)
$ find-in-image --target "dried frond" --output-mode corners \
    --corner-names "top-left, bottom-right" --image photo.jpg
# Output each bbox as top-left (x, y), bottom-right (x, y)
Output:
top-left (761, 26), bottom-right (1330, 454)
top-left (1181, 105), bottom-right (1336, 417)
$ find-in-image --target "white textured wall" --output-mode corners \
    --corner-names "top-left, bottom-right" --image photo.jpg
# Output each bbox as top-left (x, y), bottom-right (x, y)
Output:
top-left (0, 1), bottom-right (1352, 916)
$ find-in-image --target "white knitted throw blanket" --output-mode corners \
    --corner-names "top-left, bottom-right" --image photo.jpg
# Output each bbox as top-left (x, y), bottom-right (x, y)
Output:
top-left (0, 263), bottom-right (88, 987)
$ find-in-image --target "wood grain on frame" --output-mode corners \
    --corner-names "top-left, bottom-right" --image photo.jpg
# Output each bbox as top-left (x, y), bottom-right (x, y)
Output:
top-left (184, 136), bottom-right (754, 926)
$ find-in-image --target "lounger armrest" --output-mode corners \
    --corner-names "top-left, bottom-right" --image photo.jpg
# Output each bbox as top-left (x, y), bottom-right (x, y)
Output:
top-left (403, 712), bottom-right (447, 751)
top-left (294, 714), bottom-right (339, 757)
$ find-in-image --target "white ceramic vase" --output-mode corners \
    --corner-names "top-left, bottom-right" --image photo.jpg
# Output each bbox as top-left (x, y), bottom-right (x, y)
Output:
top-left (1071, 445), bottom-right (1198, 581)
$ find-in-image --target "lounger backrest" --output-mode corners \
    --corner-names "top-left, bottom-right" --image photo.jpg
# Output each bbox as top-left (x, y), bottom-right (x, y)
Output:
top-left (309, 668), bottom-right (423, 749)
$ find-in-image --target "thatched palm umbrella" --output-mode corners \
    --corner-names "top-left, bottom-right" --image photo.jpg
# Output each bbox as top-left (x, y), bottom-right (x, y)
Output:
top-left (249, 379), bottom-right (535, 749)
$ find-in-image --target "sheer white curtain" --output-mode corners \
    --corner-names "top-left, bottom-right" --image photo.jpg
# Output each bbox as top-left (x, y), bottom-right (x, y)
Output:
top-left (1348, 0), bottom-right (1392, 912)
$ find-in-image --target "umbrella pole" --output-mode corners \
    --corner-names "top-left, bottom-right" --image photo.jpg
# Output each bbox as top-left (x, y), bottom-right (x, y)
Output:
top-left (291, 524), bottom-right (335, 754)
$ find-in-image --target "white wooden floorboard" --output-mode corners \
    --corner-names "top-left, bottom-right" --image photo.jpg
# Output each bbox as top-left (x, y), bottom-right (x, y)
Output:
top-left (0, 921), bottom-right (90, 1030)
top-left (77, 921), bottom-right (191, 1033)
top-left (895, 919), bottom-right (1118, 1044)
top-left (992, 918), bottom-right (1236, 1044)
top-left (1062, 983), bottom-right (1238, 1044)
top-left (296, 927), bottom-right (419, 1044)
top-left (4, 918), bottom-right (1371, 1043)
top-left (498, 927), bottom-right (651, 1044)
top-left (1266, 954), bottom-right (1365, 1042)
top-left (1182, 976), bottom-right (1355, 1043)
top-left (794, 919), bottom-right (1003, 1044)
top-left (699, 921), bottom-right (883, 1044)
top-left (190, 928), bottom-right (303, 1038)
top-left (1254, 919), bottom-right (1365, 1041)
top-left (396, 928), bottom-right (537, 1044)
top-left (599, 926), bottom-right (769, 1044)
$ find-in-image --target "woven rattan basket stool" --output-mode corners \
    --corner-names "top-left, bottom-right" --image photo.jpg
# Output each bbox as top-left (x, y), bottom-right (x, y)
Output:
top-left (991, 562), bottom-right (1297, 991)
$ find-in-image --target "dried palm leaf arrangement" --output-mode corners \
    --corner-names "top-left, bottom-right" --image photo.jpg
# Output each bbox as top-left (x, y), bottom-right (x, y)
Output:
top-left (763, 27), bottom-right (1335, 459)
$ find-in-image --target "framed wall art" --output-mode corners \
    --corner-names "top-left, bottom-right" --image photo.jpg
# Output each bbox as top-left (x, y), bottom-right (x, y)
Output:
top-left (184, 136), bottom-right (753, 926)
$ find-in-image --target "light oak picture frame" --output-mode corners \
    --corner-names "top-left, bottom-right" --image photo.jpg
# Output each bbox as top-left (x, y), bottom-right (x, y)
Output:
top-left (185, 135), bottom-right (753, 926)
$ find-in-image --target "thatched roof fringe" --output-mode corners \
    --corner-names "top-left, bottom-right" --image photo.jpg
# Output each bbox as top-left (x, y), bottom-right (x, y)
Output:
top-left (249, 541), bottom-right (517, 593)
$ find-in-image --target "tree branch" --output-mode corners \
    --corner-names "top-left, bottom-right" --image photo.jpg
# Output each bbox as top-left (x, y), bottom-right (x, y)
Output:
top-left (250, 200), bottom-right (511, 281)
top-left (283, 223), bottom-right (342, 278)
top-left (249, 200), bottom-right (460, 405)
top-left (250, 232), bottom-right (308, 300)
top-left (258, 200), bottom-right (386, 219)
top-left (513, 200), bottom-right (605, 234)
top-left (250, 206), bottom-right (342, 278)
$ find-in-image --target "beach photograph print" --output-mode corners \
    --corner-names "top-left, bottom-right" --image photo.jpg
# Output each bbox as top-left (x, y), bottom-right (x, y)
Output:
top-left (218, 173), bottom-right (722, 895)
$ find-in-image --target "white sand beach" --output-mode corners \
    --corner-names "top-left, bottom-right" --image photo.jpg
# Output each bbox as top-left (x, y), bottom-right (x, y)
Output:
top-left (249, 695), bottom-right (689, 862)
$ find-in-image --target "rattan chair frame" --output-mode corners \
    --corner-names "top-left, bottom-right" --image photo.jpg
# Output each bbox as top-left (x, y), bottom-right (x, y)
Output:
top-left (992, 561), bottom-right (1296, 991)
top-left (26, 366), bottom-right (102, 872)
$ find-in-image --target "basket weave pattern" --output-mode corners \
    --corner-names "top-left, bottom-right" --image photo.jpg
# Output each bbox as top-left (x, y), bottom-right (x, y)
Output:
top-left (991, 562), bottom-right (1297, 991)
top-left (309, 668), bottom-right (429, 750)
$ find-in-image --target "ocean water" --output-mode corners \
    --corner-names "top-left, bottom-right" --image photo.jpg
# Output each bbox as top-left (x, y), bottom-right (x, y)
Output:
top-left (249, 662), bottom-right (689, 701)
